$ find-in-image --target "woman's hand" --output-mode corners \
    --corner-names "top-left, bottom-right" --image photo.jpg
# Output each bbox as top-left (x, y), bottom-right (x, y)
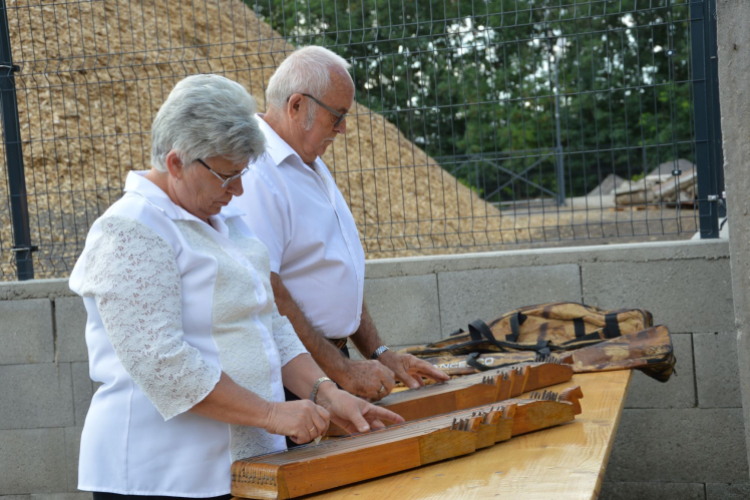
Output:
top-left (315, 382), bottom-right (405, 434)
top-left (262, 400), bottom-right (331, 445)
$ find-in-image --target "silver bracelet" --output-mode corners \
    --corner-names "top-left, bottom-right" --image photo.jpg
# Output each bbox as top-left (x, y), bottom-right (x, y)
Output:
top-left (370, 345), bottom-right (389, 360)
top-left (310, 376), bottom-right (333, 404)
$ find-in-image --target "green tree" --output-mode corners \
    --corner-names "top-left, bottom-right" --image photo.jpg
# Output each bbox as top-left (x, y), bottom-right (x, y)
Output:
top-left (250, 0), bottom-right (695, 202)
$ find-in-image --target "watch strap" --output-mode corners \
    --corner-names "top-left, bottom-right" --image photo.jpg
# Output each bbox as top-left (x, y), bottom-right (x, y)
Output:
top-left (370, 345), bottom-right (389, 360)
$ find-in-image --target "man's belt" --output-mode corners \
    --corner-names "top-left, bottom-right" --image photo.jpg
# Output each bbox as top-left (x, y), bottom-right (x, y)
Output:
top-left (329, 337), bottom-right (349, 350)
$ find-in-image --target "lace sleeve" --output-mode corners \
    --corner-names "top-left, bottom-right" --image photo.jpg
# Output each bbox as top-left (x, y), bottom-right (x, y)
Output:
top-left (271, 304), bottom-right (308, 367)
top-left (78, 216), bottom-right (221, 420)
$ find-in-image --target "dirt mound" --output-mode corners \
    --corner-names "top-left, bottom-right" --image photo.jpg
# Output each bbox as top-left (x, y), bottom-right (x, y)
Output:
top-left (1, 0), bottom-right (505, 278)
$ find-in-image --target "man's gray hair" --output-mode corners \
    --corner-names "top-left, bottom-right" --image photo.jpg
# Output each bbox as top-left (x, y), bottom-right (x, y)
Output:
top-left (266, 46), bottom-right (352, 117)
top-left (150, 74), bottom-right (265, 172)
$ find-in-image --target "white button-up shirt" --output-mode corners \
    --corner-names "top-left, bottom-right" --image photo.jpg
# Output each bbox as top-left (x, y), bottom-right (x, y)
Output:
top-left (230, 115), bottom-right (366, 340)
top-left (69, 171), bottom-right (307, 496)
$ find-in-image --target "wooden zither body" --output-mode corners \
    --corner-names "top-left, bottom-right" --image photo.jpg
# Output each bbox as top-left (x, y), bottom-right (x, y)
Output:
top-left (326, 361), bottom-right (573, 436)
top-left (232, 387), bottom-right (584, 500)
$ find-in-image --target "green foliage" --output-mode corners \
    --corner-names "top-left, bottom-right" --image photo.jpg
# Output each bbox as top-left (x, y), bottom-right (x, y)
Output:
top-left (250, 0), bottom-right (695, 201)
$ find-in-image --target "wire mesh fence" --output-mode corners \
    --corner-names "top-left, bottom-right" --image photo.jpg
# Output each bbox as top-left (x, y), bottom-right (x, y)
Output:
top-left (0, 0), bottom-right (723, 280)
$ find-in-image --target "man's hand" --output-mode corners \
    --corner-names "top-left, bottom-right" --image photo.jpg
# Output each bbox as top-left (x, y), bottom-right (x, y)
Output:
top-left (336, 359), bottom-right (396, 401)
top-left (316, 382), bottom-right (404, 434)
top-left (378, 350), bottom-right (450, 390)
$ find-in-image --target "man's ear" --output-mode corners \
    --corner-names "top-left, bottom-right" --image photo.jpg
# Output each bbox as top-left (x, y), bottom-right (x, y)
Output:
top-left (165, 150), bottom-right (185, 180)
top-left (287, 93), bottom-right (305, 123)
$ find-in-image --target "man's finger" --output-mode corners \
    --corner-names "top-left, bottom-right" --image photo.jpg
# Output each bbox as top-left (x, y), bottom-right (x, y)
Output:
top-left (376, 362), bottom-right (396, 384)
top-left (376, 364), bottom-right (396, 393)
top-left (412, 357), bottom-right (450, 382)
top-left (368, 390), bottom-right (384, 402)
top-left (393, 363), bottom-right (420, 390)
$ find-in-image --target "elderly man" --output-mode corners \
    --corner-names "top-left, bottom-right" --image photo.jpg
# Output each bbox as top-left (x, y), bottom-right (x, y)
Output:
top-left (230, 46), bottom-right (448, 402)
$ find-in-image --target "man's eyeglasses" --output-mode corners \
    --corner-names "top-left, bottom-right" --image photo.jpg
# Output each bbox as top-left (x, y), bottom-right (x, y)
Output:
top-left (299, 93), bottom-right (348, 128)
top-left (196, 159), bottom-right (248, 188)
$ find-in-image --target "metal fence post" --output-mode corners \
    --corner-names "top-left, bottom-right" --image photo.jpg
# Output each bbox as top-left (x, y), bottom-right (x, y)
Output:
top-left (706, 0), bottom-right (725, 220)
top-left (690, 0), bottom-right (724, 238)
top-left (0, 0), bottom-right (35, 280)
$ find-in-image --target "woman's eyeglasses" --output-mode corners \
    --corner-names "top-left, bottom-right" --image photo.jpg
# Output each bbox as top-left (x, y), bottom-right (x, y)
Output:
top-left (196, 159), bottom-right (248, 188)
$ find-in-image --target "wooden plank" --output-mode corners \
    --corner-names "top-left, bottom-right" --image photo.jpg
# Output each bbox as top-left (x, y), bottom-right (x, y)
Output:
top-left (303, 371), bottom-right (631, 500)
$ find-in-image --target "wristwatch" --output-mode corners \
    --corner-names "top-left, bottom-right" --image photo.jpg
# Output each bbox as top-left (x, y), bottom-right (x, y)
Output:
top-left (370, 345), bottom-right (389, 360)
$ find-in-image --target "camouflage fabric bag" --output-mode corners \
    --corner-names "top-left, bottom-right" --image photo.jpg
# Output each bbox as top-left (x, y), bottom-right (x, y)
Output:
top-left (561, 325), bottom-right (675, 382)
top-left (400, 302), bottom-right (653, 358)
top-left (418, 325), bottom-right (675, 382)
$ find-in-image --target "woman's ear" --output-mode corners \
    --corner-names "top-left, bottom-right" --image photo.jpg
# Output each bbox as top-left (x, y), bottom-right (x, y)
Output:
top-left (165, 150), bottom-right (185, 180)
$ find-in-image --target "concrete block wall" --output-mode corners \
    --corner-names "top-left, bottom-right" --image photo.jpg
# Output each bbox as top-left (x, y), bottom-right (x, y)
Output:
top-left (364, 239), bottom-right (746, 500)
top-left (0, 239), bottom-right (745, 499)
top-left (0, 286), bottom-right (91, 500)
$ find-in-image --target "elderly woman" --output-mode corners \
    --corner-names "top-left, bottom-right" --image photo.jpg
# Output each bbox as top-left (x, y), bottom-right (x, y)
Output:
top-left (69, 74), bottom-right (401, 500)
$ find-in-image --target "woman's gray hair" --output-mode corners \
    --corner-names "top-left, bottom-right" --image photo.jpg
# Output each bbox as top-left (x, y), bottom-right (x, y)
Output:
top-left (266, 46), bottom-right (352, 126)
top-left (150, 74), bottom-right (265, 172)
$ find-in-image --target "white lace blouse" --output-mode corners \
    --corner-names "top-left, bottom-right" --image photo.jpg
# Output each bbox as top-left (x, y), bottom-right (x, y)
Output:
top-left (68, 171), bottom-right (308, 497)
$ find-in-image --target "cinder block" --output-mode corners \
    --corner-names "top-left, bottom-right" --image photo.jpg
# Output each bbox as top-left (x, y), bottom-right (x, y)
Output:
top-left (581, 260), bottom-right (734, 332)
top-left (606, 409), bottom-right (748, 483)
top-left (706, 483), bottom-right (750, 499)
top-left (0, 428), bottom-right (66, 494)
top-left (0, 299), bottom-right (54, 365)
top-left (365, 274), bottom-right (441, 345)
top-left (64, 427), bottom-right (82, 492)
top-left (0, 279), bottom-right (74, 301)
top-left (599, 481), bottom-right (705, 500)
top-left (55, 298), bottom-right (88, 363)
top-left (0, 364), bottom-right (74, 430)
top-left (363, 240), bottom-right (729, 279)
top-left (625, 333), bottom-right (695, 409)
top-left (437, 264), bottom-right (582, 336)
top-left (71, 363), bottom-right (93, 426)
top-left (694, 332), bottom-right (743, 408)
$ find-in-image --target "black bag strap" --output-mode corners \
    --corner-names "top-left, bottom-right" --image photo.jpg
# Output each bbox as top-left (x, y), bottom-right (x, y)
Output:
top-left (535, 340), bottom-right (552, 357)
top-left (561, 330), bottom-right (608, 346)
top-left (466, 352), bottom-right (494, 372)
top-left (505, 312), bottom-right (523, 343)
top-left (468, 319), bottom-right (496, 343)
top-left (449, 327), bottom-right (466, 337)
top-left (467, 319), bottom-right (557, 354)
top-left (604, 313), bottom-right (622, 338)
top-left (573, 317), bottom-right (586, 339)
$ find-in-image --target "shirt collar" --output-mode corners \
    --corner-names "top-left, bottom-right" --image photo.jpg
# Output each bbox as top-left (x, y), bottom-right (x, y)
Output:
top-left (255, 113), bottom-right (316, 169)
top-left (123, 170), bottom-right (246, 223)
